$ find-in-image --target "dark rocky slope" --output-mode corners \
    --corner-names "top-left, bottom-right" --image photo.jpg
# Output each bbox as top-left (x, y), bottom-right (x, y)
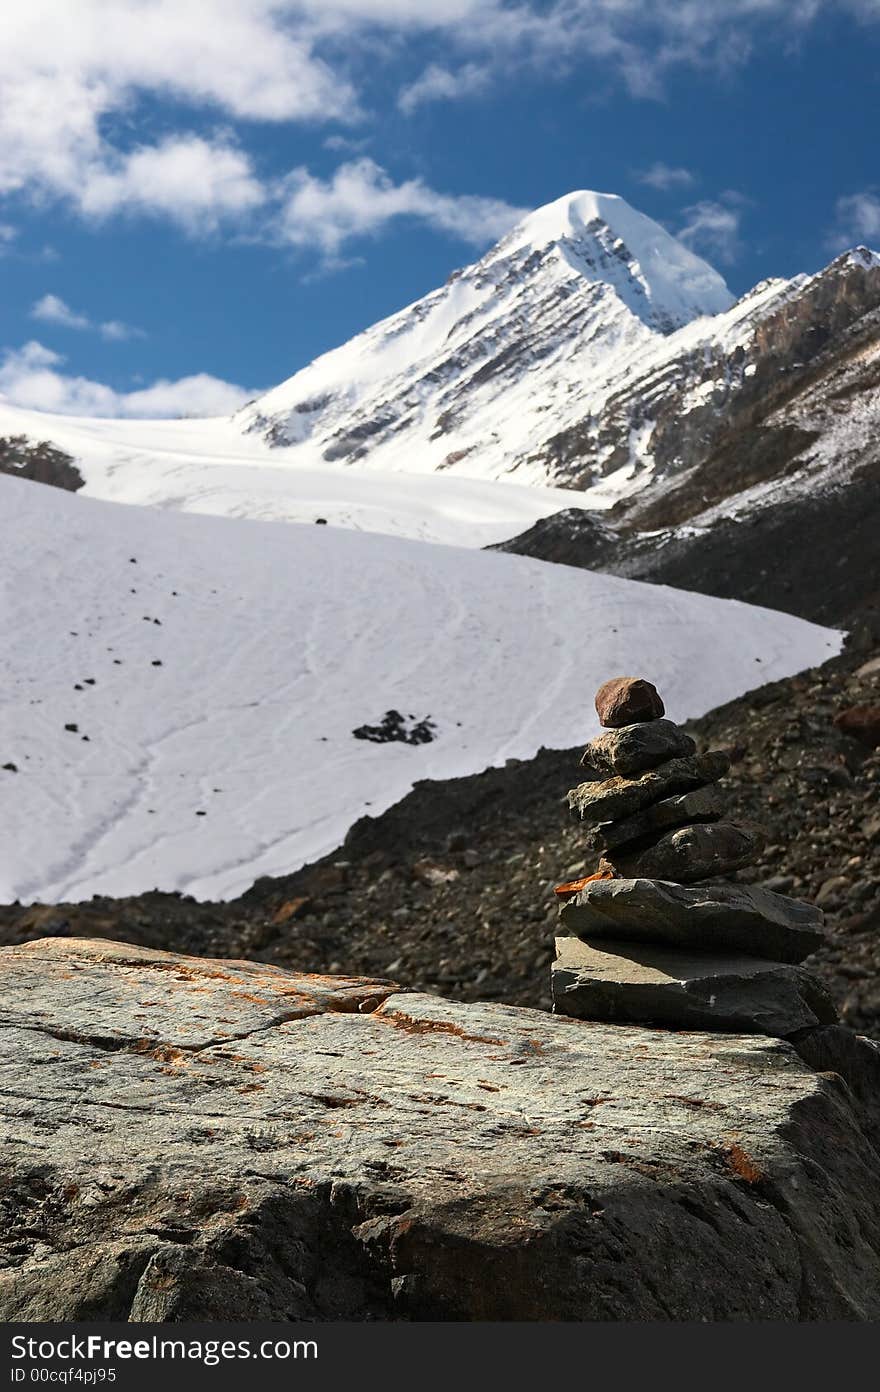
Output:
top-left (3, 633), bottom-right (878, 1039)
top-left (496, 252), bottom-right (880, 628)
top-left (0, 434), bottom-right (83, 491)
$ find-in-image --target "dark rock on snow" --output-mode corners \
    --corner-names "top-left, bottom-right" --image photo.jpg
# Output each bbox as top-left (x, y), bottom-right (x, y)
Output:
top-left (352, 710), bottom-right (436, 745)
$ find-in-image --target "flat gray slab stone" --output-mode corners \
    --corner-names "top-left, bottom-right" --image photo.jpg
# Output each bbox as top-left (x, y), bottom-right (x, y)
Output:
top-left (559, 876), bottom-right (826, 963)
top-left (568, 751), bottom-right (730, 826)
top-left (600, 820), bottom-right (764, 882)
top-left (553, 935), bottom-right (838, 1038)
top-left (580, 720), bottom-right (696, 777)
top-left (0, 937), bottom-right (876, 1322)
top-left (585, 786), bottom-right (725, 854)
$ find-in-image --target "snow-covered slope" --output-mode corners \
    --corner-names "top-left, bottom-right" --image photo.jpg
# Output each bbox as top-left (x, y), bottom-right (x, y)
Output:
top-left (5, 193), bottom-right (876, 561)
top-left (1, 474), bottom-right (840, 904)
top-left (237, 190), bottom-right (734, 487)
top-left (0, 399), bottom-right (608, 548)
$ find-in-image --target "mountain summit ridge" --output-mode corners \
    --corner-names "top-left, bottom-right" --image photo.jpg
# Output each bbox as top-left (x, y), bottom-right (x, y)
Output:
top-left (496, 188), bottom-right (734, 326)
top-left (236, 188), bottom-right (735, 489)
top-left (237, 188), bottom-right (880, 563)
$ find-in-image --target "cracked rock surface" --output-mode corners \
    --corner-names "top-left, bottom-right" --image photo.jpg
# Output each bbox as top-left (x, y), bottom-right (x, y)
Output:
top-left (2, 937), bottom-right (880, 1322)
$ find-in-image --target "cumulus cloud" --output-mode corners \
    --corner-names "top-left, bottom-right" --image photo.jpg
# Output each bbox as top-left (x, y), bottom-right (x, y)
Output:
top-left (678, 196), bottom-right (746, 264)
top-left (32, 295), bottom-right (92, 331)
top-left (384, 1), bottom-right (876, 105)
top-left (31, 293), bottom-right (144, 342)
top-left (828, 191), bottom-right (880, 249)
top-left (0, 1), bottom-right (354, 211)
top-left (398, 62), bottom-right (491, 114)
top-left (277, 158), bottom-right (526, 259)
top-left (636, 162), bottom-right (696, 191)
top-left (76, 135), bottom-right (266, 233)
top-left (0, 340), bottom-right (252, 418)
top-left (1, 2), bottom-right (874, 240)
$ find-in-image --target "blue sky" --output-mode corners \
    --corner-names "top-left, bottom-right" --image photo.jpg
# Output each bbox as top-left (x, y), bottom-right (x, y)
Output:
top-left (1, 0), bottom-right (879, 418)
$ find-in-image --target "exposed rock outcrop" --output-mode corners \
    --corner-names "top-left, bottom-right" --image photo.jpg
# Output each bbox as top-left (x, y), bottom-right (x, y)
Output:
top-left (495, 251), bottom-right (880, 628)
top-left (0, 434), bottom-right (83, 492)
top-left (1, 937), bottom-right (880, 1322)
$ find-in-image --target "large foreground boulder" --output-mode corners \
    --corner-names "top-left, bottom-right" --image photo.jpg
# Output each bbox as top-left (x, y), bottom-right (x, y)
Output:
top-left (1, 938), bottom-right (879, 1321)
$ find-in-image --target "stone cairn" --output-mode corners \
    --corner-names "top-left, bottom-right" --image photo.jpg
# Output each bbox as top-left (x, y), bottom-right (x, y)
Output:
top-left (552, 676), bottom-right (839, 1038)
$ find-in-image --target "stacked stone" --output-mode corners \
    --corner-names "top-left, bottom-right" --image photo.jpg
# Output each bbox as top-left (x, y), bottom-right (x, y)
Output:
top-left (552, 676), bottom-right (838, 1039)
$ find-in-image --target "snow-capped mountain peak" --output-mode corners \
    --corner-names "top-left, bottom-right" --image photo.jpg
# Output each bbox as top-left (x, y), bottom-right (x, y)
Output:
top-left (495, 189), bottom-right (734, 328)
top-left (237, 188), bottom-right (734, 484)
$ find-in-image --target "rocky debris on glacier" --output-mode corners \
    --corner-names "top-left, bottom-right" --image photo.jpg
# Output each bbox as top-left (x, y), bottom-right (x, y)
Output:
top-left (554, 677), bottom-right (837, 1036)
top-left (2, 936), bottom-right (880, 1322)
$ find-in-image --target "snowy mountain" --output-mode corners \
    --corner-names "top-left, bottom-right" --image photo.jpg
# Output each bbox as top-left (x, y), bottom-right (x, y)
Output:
top-left (496, 246), bottom-right (880, 626)
top-left (233, 192), bottom-right (879, 627)
top-left (236, 190), bottom-right (734, 492)
top-left (0, 474), bottom-right (839, 903)
top-left (3, 188), bottom-right (878, 623)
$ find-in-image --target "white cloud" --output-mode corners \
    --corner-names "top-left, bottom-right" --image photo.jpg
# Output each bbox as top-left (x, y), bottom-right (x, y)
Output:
top-left (829, 191), bottom-right (880, 249)
top-left (0, 0), bottom-right (352, 229)
top-left (100, 320), bottom-right (143, 343)
top-left (31, 293), bottom-right (144, 342)
top-left (378, 2), bottom-right (875, 104)
top-left (398, 62), bottom-right (490, 114)
top-left (323, 134), bottom-right (371, 153)
top-left (32, 294), bottom-right (91, 331)
top-left (77, 135), bottom-right (265, 233)
top-left (678, 197), bottom-right (745, 264)
top-left (0, 2), bottom-right (877, 244)
top-left (636, 162), bottom-right (696, 191)
top-left (0, 340), bottom-right (251, 418)
top-left (0, 2), bottom-right (354, 163)
top-left (277, 158), bottom-right (525, 259)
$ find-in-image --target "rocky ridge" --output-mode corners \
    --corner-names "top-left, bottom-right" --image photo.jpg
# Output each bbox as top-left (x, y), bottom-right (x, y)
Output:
top-left (495, 250), bottom-right (880, 627)
top-left (236, 191), bottom-right (732, 488)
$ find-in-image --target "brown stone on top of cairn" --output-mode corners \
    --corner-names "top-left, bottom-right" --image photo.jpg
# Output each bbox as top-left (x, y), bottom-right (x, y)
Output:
top-left (595, 676), bottom-right (665, 729)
